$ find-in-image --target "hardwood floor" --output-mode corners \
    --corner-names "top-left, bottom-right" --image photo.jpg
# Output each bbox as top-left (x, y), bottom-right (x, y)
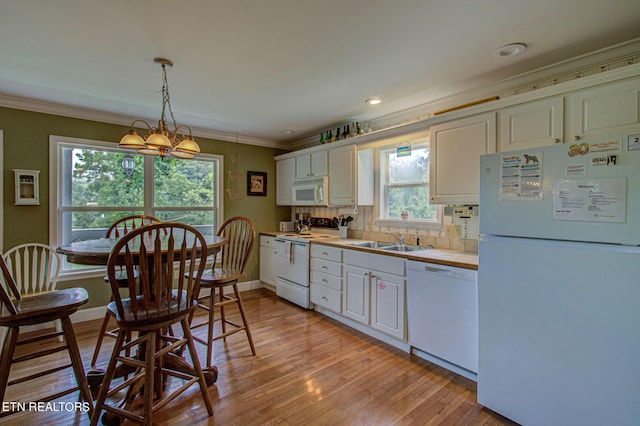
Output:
top-left (1, 289), bottom-right (516, 425)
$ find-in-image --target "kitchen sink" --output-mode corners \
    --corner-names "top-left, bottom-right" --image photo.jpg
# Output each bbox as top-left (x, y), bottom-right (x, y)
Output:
top-left (379, 244), bottom-right (424, 252)
top-left (347, 241), bottom-right (395, 249)
top-left (347, 241), bottom-right (428, 252)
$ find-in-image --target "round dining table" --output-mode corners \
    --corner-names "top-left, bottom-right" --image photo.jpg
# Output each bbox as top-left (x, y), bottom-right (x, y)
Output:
top-left (58, 234), bottom-right (227, 266)
top-left (57, 233), bottom-right (227, 404)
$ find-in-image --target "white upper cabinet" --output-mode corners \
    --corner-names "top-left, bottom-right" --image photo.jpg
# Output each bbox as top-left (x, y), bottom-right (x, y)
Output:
top-left (429, 112), bottom-right (496, 205)
top-left (276, 157), bottom-right (295, 205)
top-left (295, 151), bottom-right (328, 179)
top-left (569, 77), bottom-right (640, 141)
top-left (328, 146), bottom-right (373, 206)
top-left (498, 96), bottom-right (564, 151)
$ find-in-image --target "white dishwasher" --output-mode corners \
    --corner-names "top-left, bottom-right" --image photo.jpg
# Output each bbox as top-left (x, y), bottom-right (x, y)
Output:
top-left (406, 260), bottom-right (478, 376)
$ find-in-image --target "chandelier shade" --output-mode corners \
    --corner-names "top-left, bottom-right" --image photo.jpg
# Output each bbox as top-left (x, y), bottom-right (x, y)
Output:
top-left (119, 58), bottom-right (200, 159)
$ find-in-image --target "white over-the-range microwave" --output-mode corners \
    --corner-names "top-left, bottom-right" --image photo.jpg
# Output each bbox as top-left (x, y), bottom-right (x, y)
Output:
top-left (292, 176), bottom-right (328, 206)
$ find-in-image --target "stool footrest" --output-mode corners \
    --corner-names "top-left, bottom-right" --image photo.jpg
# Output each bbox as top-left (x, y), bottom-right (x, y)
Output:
top-left (8, 363), bottom-right (72, 386)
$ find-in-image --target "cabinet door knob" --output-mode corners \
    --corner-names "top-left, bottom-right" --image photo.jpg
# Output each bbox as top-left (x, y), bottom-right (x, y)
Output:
top-left (554, 138), bottom-right (561, 144)
top-left (573, 135), bottom-right (581, 141)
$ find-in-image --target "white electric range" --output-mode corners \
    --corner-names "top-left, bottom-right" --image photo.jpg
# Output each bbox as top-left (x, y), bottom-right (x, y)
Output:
top-left (274, 231), bottom-right (337, 309)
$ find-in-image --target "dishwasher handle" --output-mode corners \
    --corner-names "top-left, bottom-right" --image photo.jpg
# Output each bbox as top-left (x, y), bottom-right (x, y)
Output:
top-left (422, 265), bottom-right (451, 275)
top-left (407, 260), bottom-right (477, 281)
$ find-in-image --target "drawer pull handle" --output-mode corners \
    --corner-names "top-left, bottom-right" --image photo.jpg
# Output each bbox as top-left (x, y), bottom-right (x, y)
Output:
top-left (322, 279), bottom-right (328, 283)
top-left (322, 266), bottom-right (328, 270)
top-left (322, 251), bottom-right (329, 256)
top-left (322, 296), bottom-right (328, 301)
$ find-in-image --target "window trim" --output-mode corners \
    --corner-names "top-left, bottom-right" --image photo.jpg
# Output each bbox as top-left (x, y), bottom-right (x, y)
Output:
top-left (374, 140), bottom-right (442, 229)
top-left (49, 135), bottom-right (224, 280)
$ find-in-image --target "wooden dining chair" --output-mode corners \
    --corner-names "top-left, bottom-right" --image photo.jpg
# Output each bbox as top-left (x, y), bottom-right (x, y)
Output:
top-left (91, 223), bottom-right (213, 425)
top-left (0, 254), bottom-right (93, 419)
top-left (1, 243), bottom-right (62, 345)
top-left (91, 214), bottom-right (162, 368)
top-left (190, 216), bottom-right (256, 368)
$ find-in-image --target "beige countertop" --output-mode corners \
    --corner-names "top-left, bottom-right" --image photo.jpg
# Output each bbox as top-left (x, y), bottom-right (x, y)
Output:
top-left (260, 232), bottom-right (478, 270)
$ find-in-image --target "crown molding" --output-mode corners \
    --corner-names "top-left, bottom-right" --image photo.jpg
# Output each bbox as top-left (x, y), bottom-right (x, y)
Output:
top-left (291, 38), bottom-right (640, 149)
top-left (0, 94), bottom-right (290, 150)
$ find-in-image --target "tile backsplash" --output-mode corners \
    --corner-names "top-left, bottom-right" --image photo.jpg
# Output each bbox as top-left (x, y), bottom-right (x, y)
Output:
top-left (292, 206), bottom-right (479, 253)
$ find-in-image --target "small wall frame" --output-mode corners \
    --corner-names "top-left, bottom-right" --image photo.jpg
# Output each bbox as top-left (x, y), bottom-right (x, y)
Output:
top-left (14, 169), bottom-right (40, 205)
top-left (247, 171), bottom-right (267, 196)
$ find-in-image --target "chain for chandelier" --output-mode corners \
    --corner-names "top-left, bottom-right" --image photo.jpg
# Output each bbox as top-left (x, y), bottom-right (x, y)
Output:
top-left (118, 58), bottom-right (200, 159)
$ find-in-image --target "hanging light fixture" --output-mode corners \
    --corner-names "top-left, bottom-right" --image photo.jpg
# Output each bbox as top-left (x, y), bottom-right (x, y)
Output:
top-left (119, 57), bottom-right (200, 159)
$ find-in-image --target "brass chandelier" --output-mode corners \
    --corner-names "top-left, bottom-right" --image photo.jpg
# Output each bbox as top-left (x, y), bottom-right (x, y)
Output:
top-left (119, 58), bottom-right (200, 159)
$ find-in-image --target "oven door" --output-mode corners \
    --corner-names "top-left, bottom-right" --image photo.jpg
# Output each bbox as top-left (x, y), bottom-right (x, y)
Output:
top-left (275, 239), bottom-right (310, 285)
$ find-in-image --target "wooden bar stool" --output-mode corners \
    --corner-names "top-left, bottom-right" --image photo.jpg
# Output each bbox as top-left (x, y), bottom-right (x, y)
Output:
top-left (91, 223), bottom-right (213, 425)
top-left (190, 216), bottom-right (256, 368)
top-left (1, 243), bottom-right (62, 345)
top-left (91, 214), bottom-right (162, 368)
top-left (0, 254), bottom-right (93, 419)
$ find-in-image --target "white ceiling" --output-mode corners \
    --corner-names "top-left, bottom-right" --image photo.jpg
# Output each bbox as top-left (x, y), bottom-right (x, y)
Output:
top-left (1, 0), bottom-right (640, 148)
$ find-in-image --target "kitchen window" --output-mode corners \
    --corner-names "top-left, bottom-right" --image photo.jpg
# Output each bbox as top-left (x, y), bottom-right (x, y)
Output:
top-left (377, 141), bottom-right (440, 227)
top-left (49, 135), bottom-right (223, 278)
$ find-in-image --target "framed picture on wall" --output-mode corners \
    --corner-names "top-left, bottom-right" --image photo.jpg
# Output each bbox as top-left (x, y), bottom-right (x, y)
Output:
top-left (247, 171), bottom-right (267, 196)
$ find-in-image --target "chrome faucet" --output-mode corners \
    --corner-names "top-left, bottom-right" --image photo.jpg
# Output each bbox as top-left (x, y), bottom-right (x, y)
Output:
top-left (386, 231), bottom-right (404, 245)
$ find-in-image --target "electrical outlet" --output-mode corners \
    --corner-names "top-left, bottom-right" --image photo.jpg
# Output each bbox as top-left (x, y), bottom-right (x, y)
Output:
top-left (445, 224), bottom-right (461, 237)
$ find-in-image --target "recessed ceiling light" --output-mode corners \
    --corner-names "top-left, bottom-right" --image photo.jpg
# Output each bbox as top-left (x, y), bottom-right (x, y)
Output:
top-left (365, 97), bottom-right (382, 105)
top-left (493, 43), bottom-right (527, 58)
top-left (281, 130), bottom-right (295, 135)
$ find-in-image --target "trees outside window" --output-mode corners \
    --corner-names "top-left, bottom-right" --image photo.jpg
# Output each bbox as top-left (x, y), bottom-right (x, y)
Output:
top-left (50, 136), bottom-right (222, 276)
top-left (380, 144), bottom-right (438, 223)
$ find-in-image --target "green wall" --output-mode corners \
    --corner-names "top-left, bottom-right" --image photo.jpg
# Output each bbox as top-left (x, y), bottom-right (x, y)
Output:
top-left (0, 106), bottom-right (291, 308)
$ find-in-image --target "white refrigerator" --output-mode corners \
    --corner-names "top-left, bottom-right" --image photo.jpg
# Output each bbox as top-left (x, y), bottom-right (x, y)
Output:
top-left (478, 142), bottom-right (640, 426)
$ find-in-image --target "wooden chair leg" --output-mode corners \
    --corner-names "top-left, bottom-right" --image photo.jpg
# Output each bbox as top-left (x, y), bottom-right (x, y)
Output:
top-left (90, 331), bottom-right (127, 426)
top-left (0, 327), bottom-right (19, 408)
top-left (61, 316), bottom-right (94, 418)
top-left (206, 290), bottom-right (215, 368)
top-left (143, 331), bottom-right (156, 426)
top-left (54, 318), bottom-right (64, 343)
top-left (91, 308), bottom-right (112, 367)
top-left (181, 318), bottom-right (213, 417)
top-left (218, 286), bottom-right (227, 338)
top-left (0, 328), bottom-right (6, 355)
top-left (233, 283), bottom-right (256, 355)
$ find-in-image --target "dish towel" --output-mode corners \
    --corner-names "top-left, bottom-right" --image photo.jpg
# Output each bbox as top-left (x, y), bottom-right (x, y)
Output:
top-left (283, 241), bottom-right (293, 264)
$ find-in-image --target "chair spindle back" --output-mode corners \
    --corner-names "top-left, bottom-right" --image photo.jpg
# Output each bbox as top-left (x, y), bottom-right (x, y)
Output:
top-left (216, 216), bottom-right (255, 274)
top-left (106, 215), bottom-right (162, 239)
top-left (107, 223), bottom-right (208, 321)
top-left (2, 244), bottom-right (60, 296)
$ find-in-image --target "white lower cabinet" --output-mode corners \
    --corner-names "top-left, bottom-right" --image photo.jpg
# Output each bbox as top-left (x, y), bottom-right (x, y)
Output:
top-left (343, 265), bottom-right (370, 324)
top-left (310, 244), bottom-right (342, 312)
top-left (342, 249), bottom-right (406, 341)
top-left (370, 270), bottom-right (405, 339)
top-left (259, 236), bottom-right (277, 286)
